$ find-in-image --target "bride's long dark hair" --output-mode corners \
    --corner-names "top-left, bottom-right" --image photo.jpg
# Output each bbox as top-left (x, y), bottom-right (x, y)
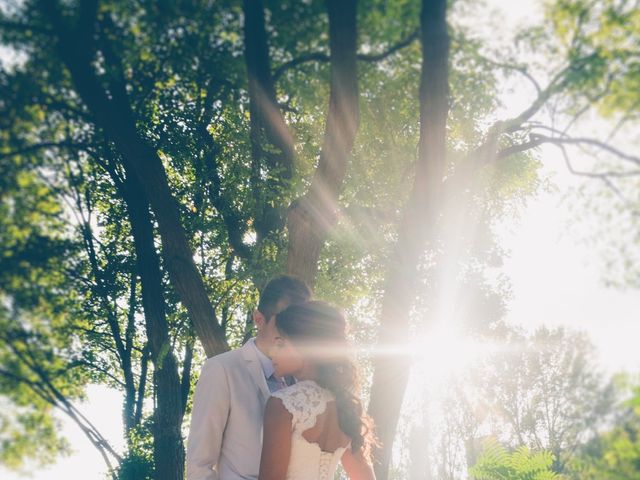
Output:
top-left (275, 301), bottom-right (377, 460)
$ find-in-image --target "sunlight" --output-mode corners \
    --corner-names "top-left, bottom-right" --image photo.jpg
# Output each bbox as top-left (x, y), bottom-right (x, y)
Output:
top-left (408, 326), bottom-right (486, 381)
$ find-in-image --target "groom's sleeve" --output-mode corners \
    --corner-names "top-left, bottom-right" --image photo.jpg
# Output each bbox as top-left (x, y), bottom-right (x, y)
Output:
top-left (186, 358), bottom-right (230, 480)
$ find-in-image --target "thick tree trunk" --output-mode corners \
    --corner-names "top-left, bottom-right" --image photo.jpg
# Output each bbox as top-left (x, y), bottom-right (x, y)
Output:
top-left (367, 1), bottom-right (450, 478)
top-left (243, 0), bottom-right (296, 243)
top-left (122, 173), bottom-right (185, 480)
top-left (39, 0), bottom-right (228, 357)
top-left (110, 133), bottom-right (228, 358)
top-left (286, 0), bottom-right (360, 287)
top-left (242, 0), bottom-right (359, 288)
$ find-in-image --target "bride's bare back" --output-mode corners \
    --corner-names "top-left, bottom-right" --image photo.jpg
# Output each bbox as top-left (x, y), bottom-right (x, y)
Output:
top-left (258, 380), bottom-right (375, 480)
top-left (301, 400), bottom-right (351, 453)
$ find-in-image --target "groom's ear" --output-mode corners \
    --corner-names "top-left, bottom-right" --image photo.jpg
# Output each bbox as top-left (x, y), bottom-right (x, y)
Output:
top-left (253, 309), bottom-right (266, 330)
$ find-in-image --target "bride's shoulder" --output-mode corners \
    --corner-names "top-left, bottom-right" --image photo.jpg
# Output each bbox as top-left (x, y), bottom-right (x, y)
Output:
top-left (270, 380), bottom-right (334, 427)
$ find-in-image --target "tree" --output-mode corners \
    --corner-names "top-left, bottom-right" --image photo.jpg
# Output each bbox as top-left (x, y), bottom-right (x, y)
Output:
top-left (567, 378), bottom-right (640, 480)
top-left (1, 0), bottom-right (638, 478)
top-left (364, 0), bottom-right (640, 473)
top-left (0, 155), bottom-right (126, 476)
top-left (544, 0), bottom-right (640, 292)
top-left (477, 327), bottom-right (615, 472)
top-left (368, 0), bottom-right (449, 475)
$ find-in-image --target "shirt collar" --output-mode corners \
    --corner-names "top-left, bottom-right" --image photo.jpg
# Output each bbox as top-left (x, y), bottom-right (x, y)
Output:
top-left (250, 337), bottom-right (274, 379)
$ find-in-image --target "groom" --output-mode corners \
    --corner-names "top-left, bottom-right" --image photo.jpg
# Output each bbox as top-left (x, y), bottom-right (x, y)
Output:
top-left (186, 275), bottom-right (312, 480)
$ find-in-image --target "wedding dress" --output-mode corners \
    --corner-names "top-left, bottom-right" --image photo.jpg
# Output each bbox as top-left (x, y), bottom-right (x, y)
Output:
top-left (271, 380), bottom-right (350, 480)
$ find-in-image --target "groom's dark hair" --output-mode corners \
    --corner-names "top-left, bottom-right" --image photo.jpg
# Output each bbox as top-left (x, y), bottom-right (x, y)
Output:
top-left (258, 274), bottom-right (311, 322)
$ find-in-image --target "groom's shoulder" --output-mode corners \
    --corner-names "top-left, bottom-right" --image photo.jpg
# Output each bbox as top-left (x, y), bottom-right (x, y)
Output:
top-left (200, 344), bottom-right (247, 374)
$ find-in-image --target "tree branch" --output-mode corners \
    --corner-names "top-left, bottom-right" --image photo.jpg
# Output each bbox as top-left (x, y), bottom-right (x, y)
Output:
top-left (180, 336), bottom-right (194, 413)
top-left (490, 54), bottom-right (599, 137)
top-left (498, 132), bottom-right (640, 169)
top-left (38, 0), bottom-right (229, 357)
top-left (557, 143), bottom-right (640, 216)
top-left (476, 55), bottom-right (541, 95)
top-left (273, 28), bottom-right (419, 80)
top-left (134, 344), bottom-right (149, 426)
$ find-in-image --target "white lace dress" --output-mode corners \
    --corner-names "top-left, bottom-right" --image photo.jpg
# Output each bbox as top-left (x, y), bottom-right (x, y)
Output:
top-left (270, 380), bottom-right (349, 480)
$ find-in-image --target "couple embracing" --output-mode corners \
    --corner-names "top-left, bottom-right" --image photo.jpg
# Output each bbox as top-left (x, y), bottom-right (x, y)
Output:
top-left (186, 275), bottom-right (377, 480)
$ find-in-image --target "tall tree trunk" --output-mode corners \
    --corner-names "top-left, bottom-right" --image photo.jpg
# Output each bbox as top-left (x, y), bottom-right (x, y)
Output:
top-left (367, 1), bottom-right (450, 478)
top-left (122, 173), bottom-right (185, 480)
top-left (286, 0), bottom-right (360, 287)
top-left (38, 0), bottom-right (228, 357)
top-left (242, 0), bottom-right (360, 288)
top-left (243, 0), bottom-right (296, 244)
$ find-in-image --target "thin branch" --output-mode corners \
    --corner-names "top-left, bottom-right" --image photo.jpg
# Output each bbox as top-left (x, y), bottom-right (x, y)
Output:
top-left (68, 360), bottom-right (126, 388)
top-left (496, 137), bottom-right (544, 159)
top-left (562, 74), bottom-right (614, 135)
top-left (605, 99), bottom-right (640, 143)
top-left (273, 52), bottom-right (329, 80)
top-left (497, 131), bottom-right (640, 170)
top-left (2, 330), bottom-right (122, 469)
top-left (556, 143), bottom-right (640, 216)
top-left (531, 134), bottom-right (640, 167)
top-left (134, 344), bottom-right (149, 426)
top-left (358, 29), bottom-right (420, 61)
top-left (478, 55), bottom-right (542, 95)
top-left (0, 368), bottom-right (58, 406)
top-left (273, 28), bottom-right (419, 80)
top-left (498, 54), bottom-right (598, 135)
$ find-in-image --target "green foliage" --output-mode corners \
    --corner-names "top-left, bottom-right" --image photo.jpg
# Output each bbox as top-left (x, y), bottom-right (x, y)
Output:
top-left (1, 0), bottom-right (634, 477)
top-left (402, 327), bottom-right (616, 479)
top-left (116, 422), bottom-right (154, 480)
top-left (0, 403), bottom-right (69, 470)
top-left (546, 0), bottom-right (640, 117)
top-left (470, 440), bottom-right (562, 480)
top-left (475, 327), bottom-right (615, 472)
top-left (557, 0), bottom-right (640, 294)
top-left (566, 379), bottom-right (640, 480)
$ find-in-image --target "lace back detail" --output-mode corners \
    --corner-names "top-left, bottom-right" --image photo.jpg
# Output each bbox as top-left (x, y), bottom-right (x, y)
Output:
top-left (271, 380), bottom-right (345, 479)
top-left (271, 380), bottom-right (335, 434)
top-left (318, 452), bottom-right (334, 480)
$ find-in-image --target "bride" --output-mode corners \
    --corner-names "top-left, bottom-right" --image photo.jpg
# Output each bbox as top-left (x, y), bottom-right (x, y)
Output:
top-left (258, 301), bottom-right (377, 480)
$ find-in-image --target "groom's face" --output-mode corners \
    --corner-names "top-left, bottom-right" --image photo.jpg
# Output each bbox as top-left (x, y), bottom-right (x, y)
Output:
top-left (255, 299), bottom-right (290, 352)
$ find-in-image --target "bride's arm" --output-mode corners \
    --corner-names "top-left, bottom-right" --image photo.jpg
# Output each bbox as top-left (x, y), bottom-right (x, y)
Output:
top-left (259, 397), bottom-right (293, 480)
top-left (341, 447), bottom-right (376, 480)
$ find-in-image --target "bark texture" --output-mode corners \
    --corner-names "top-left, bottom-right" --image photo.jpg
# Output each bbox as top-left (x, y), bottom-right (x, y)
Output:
top-left (286, 0), bottom-right (360, 287)
top-left (243, 0), bottom-right (296, 243)
top-left (122, 174), bottom-right (185, 480)
top-left (367, 1), bottom-right (450, 478)
top-left (38, 0), bottom-right (228, 358)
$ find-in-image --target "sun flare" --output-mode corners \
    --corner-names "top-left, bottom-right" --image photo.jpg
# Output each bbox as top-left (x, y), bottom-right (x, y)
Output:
top-left (407, 327), bottom-right (491, 381)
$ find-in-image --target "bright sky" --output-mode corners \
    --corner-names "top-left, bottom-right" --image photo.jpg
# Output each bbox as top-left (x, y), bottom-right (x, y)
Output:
top-left (498, 153), bottom-right (640, 374)
top-left (2, 1), bottom-right (639, 479)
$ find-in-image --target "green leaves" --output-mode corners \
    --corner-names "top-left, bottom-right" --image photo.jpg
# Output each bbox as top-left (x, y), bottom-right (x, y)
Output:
top-left (0, 404), bottom-right (70, 470)
top-left (470, 440), bottom-right (562, 480)
top-left (1, 0), bottom-right (636, 477)
top-left (566, 380), bottom-right (640, 480)
top-left (546, 0), bottom-right (640, 117)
